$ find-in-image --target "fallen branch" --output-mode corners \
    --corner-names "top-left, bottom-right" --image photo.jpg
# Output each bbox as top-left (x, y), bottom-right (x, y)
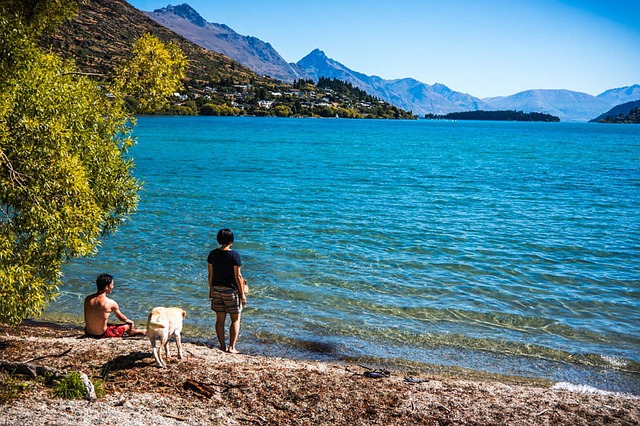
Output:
top-left (237, 416), bottom-right (267, 424)
top-left (162, 413), bottom-right (188, 421)
top-left (24, 348), bottom-right (73, 363)
top-left (184, 379), bottom-right (217, 398)
top-left (0, 359), bottom-right (63, 380)
top-left (354, 364), bottom-right (390, 379)
top-left (438, 403), bottom-right (451, 413)
top-left (183, 379), bottom-right (248, 397)
top-left (186, 349), bottom-right (204, 359)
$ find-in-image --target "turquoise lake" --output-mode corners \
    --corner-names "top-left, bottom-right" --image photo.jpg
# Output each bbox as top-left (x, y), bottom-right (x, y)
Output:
top-left (48, 116), bottom-right (640, 394)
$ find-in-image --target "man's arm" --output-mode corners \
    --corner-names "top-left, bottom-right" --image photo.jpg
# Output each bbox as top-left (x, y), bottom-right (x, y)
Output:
top-left (110, 301), bottom-right (133, 326)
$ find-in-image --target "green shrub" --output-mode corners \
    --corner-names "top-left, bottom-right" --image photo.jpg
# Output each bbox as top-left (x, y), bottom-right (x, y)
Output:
top-left (52, 372), bottom-right (88, 399)
top-left (93, 378), bottom-right (106, 398)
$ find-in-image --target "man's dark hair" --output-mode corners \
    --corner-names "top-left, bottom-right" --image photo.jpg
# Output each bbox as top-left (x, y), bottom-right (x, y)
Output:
top-left (96, 273), bottom-right (114, 292)
top-left (217, 228), bottom-right (234, 246)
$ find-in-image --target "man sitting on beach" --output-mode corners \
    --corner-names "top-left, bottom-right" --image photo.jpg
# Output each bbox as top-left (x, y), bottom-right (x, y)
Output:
top-left (84, 273), bottom-right (146, 338)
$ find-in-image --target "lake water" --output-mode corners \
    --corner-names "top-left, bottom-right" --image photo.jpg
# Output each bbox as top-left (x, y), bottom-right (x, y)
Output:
top-left (47, 117), bottom-right (640, 394)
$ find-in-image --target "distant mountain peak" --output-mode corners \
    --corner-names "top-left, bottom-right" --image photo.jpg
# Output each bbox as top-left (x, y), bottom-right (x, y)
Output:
top-left (483, 89), bottom-right (613, 121)
top-left (154, 3), bottom-right (206, 27)
top-left (296, 50), bottom-right (488, 115)
top-left (597, 84), bottom-right (640, 106)
top-left (145, 3), bottom-right (306, 82)
top-left (302, 49), bottom-right (327, 60)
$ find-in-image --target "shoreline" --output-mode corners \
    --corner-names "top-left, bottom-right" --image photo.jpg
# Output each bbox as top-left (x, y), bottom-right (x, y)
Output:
top-left (38, 311), bottom-right (640, 396)
top-left (1, 321), bottom-right (638, 425)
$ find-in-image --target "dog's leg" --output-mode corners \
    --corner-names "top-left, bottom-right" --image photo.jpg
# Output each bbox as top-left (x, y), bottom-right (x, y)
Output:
top-left (151, 337), bottom-right (164, 368)
top-left (175, 332), bottom-right (184, 360)
top-left (163, 336), bottom-right (170, 361)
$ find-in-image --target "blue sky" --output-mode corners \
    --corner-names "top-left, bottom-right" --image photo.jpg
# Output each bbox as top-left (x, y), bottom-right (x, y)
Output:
top-left (127, 1), bottom-right (640, 98)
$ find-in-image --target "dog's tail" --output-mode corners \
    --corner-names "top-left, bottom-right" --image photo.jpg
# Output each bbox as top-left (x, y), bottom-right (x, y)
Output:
top-left (147, 308), bottom-right (167, 330)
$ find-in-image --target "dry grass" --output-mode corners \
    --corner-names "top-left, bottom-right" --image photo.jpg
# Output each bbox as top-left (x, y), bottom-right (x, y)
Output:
top-left (0, 321), bottom-right (638, 425)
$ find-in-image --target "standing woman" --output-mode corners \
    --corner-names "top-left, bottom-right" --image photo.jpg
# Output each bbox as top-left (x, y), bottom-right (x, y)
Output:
top-left (207, 228), bottom-right (246, 353)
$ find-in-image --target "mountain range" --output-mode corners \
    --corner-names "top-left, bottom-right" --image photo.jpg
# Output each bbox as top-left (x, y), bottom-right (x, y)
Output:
top-left (297, 49), bottom-right (489, 116)
top-left (296, 49), bottom-right (639, 121)
top-left (143, 4), bottom-right (306, 83)
top-left (42, 0), bottom-right (412, 119)
top-left (142, 3), bottom-right (640, 122)
top-left (482, 90), bottom-right (614, 122)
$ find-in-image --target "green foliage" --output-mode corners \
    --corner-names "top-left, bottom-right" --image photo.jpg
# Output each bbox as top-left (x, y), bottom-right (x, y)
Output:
top-left (200, 103), bottom-right (242, 116)
top-left (161, 102), bottom-right (198, 116)
top-left (273, 105), bottom-right (292, 117)
top-left (52, 371), bottom-right (87, 399)
top-left (112, 33), bottom-right (187, 114)
top-left (1, 0), bottom-right (78, 39)
top-left (0, 3), bottom-right (185, 324)
top-left (317, 77), bottom-right (377, 103)
top-left (93, 377), bottom-right (106, 398)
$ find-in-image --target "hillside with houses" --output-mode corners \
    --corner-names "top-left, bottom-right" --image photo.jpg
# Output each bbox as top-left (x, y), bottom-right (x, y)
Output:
top-left (42, 0), bottom-right (413, 119)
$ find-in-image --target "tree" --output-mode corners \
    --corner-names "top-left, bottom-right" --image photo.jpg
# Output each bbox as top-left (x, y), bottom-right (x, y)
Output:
top-left (273, 105), bottom-right (292, 117)
top-left (0, 1), bottom-right (186, 324)
top-left (112, 33), bottom-right (187, 114)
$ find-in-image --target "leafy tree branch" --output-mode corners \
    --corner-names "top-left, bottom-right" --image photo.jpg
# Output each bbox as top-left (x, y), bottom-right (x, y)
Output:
top-left (0, 0), bottom-right (186, 324)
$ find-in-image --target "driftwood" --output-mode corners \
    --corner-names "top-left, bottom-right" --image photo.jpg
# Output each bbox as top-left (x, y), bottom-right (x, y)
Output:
top-left (162, 413), bottom-right (188, 421)
top-left (80, 372), bottom-right (97, 401)
top-left (0, 359), bottom-right (96, 401)
top-left (25, 348), bottom-right (73, 363)
top-left (355, 364), bottom-right (391, 379)
top-left (183, 379), bottom-right (248, 398)
top-left (0, 359), bottom-right (64, 380)
top-left (183, 379), bottom-right (217, 398)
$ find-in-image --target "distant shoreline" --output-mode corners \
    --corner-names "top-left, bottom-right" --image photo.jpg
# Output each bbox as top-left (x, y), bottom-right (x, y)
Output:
top-left (424, 110), bottom-right (560, 122)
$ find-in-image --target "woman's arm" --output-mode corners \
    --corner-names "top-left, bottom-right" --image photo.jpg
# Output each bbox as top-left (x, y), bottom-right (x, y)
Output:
top-left (234, 265), bottom-right (246, 307)
top-left (208, 262), bottom-right (214, 299)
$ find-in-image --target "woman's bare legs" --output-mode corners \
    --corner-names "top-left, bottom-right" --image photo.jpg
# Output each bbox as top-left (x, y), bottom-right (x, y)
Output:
top-left (215, 312), bottom-right (227, 351)
top-left (228, 313), bottom-right (241, 353)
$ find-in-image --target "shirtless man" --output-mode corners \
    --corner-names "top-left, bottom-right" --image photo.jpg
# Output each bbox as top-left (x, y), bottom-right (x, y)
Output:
top-left (84, 273), bottom-right (146, 338)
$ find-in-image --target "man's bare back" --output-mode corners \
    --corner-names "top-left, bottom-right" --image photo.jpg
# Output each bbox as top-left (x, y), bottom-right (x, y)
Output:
top-left (84, 274), bottom-right (145, 338)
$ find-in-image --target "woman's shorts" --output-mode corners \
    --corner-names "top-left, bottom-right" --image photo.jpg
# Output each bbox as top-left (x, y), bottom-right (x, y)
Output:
top-left (211, 286), bottom-right (242, 314)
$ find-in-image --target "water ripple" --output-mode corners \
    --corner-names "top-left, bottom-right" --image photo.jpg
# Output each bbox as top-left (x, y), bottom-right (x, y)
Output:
top-left (50, 117), bottom-right (640, 393)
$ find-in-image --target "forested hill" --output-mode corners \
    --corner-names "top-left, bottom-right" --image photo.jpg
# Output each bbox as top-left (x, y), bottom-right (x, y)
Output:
top-left (314, 77), bottom-right (383, 104)
top-left (589, 100), bottom-right (640, 124)
top-left (42, 0), bottom-right (257, 84)
top-left (40, 0), bottom-right (414, 119)
top-left (425, 110), bottom-right (560, 122)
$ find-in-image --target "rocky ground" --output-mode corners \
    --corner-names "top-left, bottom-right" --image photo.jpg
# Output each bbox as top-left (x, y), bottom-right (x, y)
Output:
top-left (0, 321), bottom-right (638, 425)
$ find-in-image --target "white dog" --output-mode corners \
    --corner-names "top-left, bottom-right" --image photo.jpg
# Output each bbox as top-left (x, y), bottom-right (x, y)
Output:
top-left (147, 307), bottom-right (186, 368)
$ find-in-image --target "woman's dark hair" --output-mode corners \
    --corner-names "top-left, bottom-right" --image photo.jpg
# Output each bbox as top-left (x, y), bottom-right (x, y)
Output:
top-left (217, 228), bottom-right (234, 246)
top-left (96, 273), bottom-right (114, 291)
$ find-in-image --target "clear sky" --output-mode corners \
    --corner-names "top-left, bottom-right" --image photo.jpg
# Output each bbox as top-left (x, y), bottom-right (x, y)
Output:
top-left (127, 0), bottom-right (640, 98)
